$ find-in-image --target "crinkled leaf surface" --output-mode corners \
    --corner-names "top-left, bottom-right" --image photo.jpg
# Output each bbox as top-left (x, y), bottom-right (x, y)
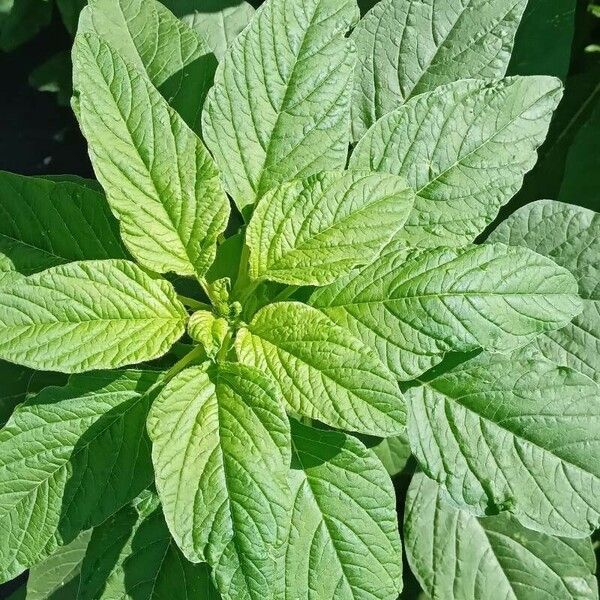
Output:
top-left (73, 33), bottom-right (229, 278)
top-left (404, 473), bottom-right (598, 600)
top-left (0, 252), bottom-right (19, 286)
top-left (202, 0), bottom-right (359, 213)
top-left (312, 241), bottom-right (581, 380)
top-left (406, 354), bottom-right (600, 537)
top-left (489, 200), bottom-right (600, 382)
top-left (285, 419), bottom-right (403, 599)
top-left (235, 301), bottom-right (405, 436)
top-left (247, 171), bottom-right (414, 285)
top-left (351, 0), bottom-right (527, 138)
top-left (350, 77), bottom-right (562, 246)
top-left (148, 363), bottom-right (290, 600)
top-left (164, 0), bottom-right (255, 60)
top-left (26, 530), bottom-right (91, 600)
top-left (79, 0), bottom-right (216, 132)
top-left (0, 171), bottom-right (126, 275)
top-left (78, 496), bottom-right (219, 600)
top-left (0, 260), bottom-right (187, 373)
top-left (0, 370), bottom-right (160, 582)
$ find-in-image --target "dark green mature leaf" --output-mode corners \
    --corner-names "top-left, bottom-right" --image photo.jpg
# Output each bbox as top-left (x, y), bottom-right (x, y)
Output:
top-left (406, 354), bottom-right (600, 537)
top-left (56, 0), bottom-right (87, 35)
top-left (405, 473), bottom-right (598, 600)
top-left (0, 370), bottom-right (160, 583)
top-left (236, 301), bottom-right (405, 436)
top-left (0, 172), bottom-right (126, 275)
top-left (0, 260), bottom-right (187, 373)
top-left (78, 495), bottom-right (219, 600)
top-left (489, 200), bottom-right (600, 383)
top-left (312, 241), bottom-right (581, 380)
top-left (0, 0), bottom-right (51, 51)
top-left (73, 33), bottom-right (229, 278)
top-left (350, 77), bottom-right (563, 246)
top-left (247, 171), bottom-right (414, 286)
top-left (79, 0), bottom-right (217, 133)
top-left (26, 530), bottom-right (91, 600)
top-left (163, 0), bottom-right (255, 60)
top-left (202, 0), bottom-right (359, 213)
top-left (285, 420), bottom-right (403, 599)
top-left (351, 0), bottom-right (528, 138)
top-left (148, 363), bottom-right (290, 600)
top-left (28, 51), bottom-right (73, 107)
top-left (508, 0), bottom-right (576, 80)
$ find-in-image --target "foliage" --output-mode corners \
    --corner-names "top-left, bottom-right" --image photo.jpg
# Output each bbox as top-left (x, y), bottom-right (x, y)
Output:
top-left (0, 0), bottom-right (599, 599)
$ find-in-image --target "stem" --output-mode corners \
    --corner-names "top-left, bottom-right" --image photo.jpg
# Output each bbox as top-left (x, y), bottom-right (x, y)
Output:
top-left (163, 345), bottom-right (207, 382)
top-left (272, 285), bottom-right (299, 303)
top-left (178, 295), bottom-right (211, 312)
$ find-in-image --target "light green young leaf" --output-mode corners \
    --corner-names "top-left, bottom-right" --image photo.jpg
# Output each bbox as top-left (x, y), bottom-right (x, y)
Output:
top-left (247, 171), bottom-right (414, 286)
top-left (312, 241), bottom-right (581, 380)
top-left (350, 77), bottom-right (563, 246)
top-left (26, 530), bottom-right (91, 600)
top-left (163, 0), bottom-right (255, 60)
top-left (0, 260), bottom-right (187, 373)
top-left (406, 354), bottom-right (600, 538)
top-left (0, 370), bottom-right (160, 583)
top-left (351, 0), bottom-right (528, 138)
top-left (202, 0), bottom-right (359, 213)
top-left (404, 473), bottom-right (598, 600)
top-left (488, 200), bottom-right (600, 382)
top-left (79, 0), bottom-right (217, 132)
top-left (373, 431), bottom-right (412, 477)
top-left (0, 171), bottom-right (127, 275)
top-left (0, 252), bottom-right (19, 286)
top-left (235, 301), bottom-right (405, 436)
top-left (285, 420), bottom-right (403, 599)
top-left (187, 310), bottom-right (229, 359)
top-left (148, 363), bottom-right (290, 600)
top-left (73, 33), bottom-right (230, 278)
top-left (78, 497), bottom-right (219, 600)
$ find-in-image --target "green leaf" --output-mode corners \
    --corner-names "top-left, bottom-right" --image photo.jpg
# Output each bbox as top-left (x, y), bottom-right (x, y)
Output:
top-left (404, 473), bottom-right (598, 600)
top-left (0, 260), bottom-right (187, 373)
top-left (202, 0), bottom-right (359, 214)
top-left (0, 171), bottom-right (127, 275)
top-left (246, 171), bottom-right (414, 286)
top-left (351, 0), bottom-right (528, 138)
top-left (56, 0), bottom-right (86, 35)
top-left (78, 496), bottom-right (219, 600)
top-left (79, 0), bottom-right (217, 133)
top-left (0, 252), bottom-right (19, 286)
top-left (312, 241), bottom-right (581, 380)
top-left (26, 530), bottom-right (91, 600)
top-left (372, 431), bottom-right (412, 477)
top-left (235, 301), bottom-right (405, 436)
top-left (406, 353), bottom-right (600, 537)
top-left (508, 0), bottom-right (576, 80)
top-left (28, 51), bottom-right (72, 107)
top-left (0, 370), bottom-right (160, 582)
top-left (147, 363), bottom-right (290, 600)
top-left (73, 33), bottom-right (229, 278)
top-left (164, 0), bottom-right (255, 60)
top-left (0, 0), bottom-right (51, 51)
top-left (285, 419), bottom-right (403, 599)
top-left (489, 201), bottom-right (600, 383)
top-left (350, 77), bottom-right (563, 246)
top-left (187, 310), bottom-right (229, 358)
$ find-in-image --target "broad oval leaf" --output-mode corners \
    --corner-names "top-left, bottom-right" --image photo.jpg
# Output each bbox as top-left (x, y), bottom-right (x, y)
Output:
top-left (351, 0), bottom-right (528, 138)
top-left (312, 241), bottom-right (581, 380)
top-left (79, 0), bottom-right (217, 133)
top-left (350, 77), bottom-right (563, 246)
top-left (202, 0), bottom-right (359, 213)
top-left (147, 363), bottom-right (290, 600)
top-left (0, 370), bottom-right (160, 583)
top-left (406, 354), bottom-right (600, 537)
top-left (285, 420), bottom-right (403, 599)
top-left (0, 171), bottom-right (126, 275)
top-left (488, 200), bottom-right (600, 382)
top-left (0, 260), bottom-right (187, 373)
top-left (73, 33), bottom-right (230, 278)
top-left (235, 301), bottom-right (405, 436)
top-left (404, 473), bottom-right (598, 600)
top-left (78, 496), bottom-right (219, 600)
top-left (247, 171), bottom-right (414, 286)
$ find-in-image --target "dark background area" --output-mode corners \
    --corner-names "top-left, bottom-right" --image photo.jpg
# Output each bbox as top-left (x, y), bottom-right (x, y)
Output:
top-left (0, 1), bottom-right (598, 598)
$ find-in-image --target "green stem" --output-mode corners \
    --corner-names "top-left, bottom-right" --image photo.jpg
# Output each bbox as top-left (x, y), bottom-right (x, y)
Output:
top-left (272, 285), bottom-right (299, 303)
top-left (178, 295), bottom-right (211, 312)
top-left (163, 345), bottom-right (207, 382)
